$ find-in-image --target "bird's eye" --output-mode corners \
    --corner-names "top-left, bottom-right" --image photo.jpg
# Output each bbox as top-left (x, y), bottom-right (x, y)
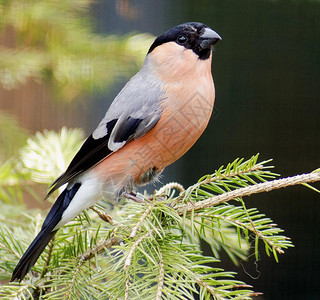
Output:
top-left (177, 35), bottom-right (188, 44)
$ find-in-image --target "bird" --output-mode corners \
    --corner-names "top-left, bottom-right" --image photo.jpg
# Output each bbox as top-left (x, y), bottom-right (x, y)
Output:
top-left (11, 22), bottom-right (221, 282)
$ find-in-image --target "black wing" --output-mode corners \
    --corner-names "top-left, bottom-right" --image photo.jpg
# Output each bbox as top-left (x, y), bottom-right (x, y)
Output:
top-left (46, 114), bottom-right (159, 198)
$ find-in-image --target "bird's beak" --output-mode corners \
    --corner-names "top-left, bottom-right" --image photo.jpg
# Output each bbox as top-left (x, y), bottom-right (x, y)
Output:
top-left (200, 27), bottom-right (222, 49)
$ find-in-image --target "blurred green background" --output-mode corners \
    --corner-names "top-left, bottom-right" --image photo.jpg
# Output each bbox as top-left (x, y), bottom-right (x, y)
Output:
top-left (0, 0), bottom-right (320, 299)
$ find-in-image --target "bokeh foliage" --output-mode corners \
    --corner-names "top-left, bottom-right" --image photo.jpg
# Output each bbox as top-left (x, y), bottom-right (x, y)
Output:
top-left (0, 0), bottom-right (153, 100)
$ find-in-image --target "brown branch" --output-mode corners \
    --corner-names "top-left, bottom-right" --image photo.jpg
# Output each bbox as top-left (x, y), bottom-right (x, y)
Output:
top-left (156, 182), bottom-right (185, 196)
top-left (90, 206), bottom-right (114, 224)
top-left (130, 202), bottom-right (155, 238)
top-left (177, 172), bottom-right (320, 215)
top-left (123, 230), bottom-right (153, 270)
top-left (40, 237), bottom-right (55, 278)
top-left (155, 250), bottom-right (165, 300)
top-left (125, 276), bottom-right (130, 300)
top-left (122, 192), bottom-right (145, 203)
top-left (65, 260), bottom-right (83, 300)
top-left (78, 234), bottom-right (121, 262)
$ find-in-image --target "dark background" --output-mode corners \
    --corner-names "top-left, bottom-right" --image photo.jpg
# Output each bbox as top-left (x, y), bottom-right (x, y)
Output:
top-left (90, 1), bottom-right (320, 299)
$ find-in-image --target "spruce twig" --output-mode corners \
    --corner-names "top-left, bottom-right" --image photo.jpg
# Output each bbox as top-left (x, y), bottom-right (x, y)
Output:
top-left (177, 172), bottom-right (320, 215)
top-left (155, 250), bottom-right (165, 300)
top-left (124, 230), bottom-right (154, 270)
top-left (1, 149), bottom-right (319, 299)
top-left (41, 237), bottom-right (55, 278)
top-left (78, 234), bottom-right (120, 262)
top-left (129, 202), bottom-right (155, 238)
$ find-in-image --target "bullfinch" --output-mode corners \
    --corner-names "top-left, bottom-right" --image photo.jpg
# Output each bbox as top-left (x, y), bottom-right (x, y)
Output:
top-left (11, 22), bottom-right (221, 281)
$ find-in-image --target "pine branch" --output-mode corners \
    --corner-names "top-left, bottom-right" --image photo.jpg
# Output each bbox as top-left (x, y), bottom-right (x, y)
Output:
top-left (130, 201), bottom-right (156, 238)
top-left (156, 182), bottom-right (185, 196)
top-left (0, 225), bottom-right (22, 259)
top-left (194, 210), bottom-right (288, 255)
top-left (40, 237), bottom-right (55, 278)
top-left (125, 276), bottom-right (131, 300)
top-left (187, 163), bottom-right (264, 194)
top-left (155, 250), bottom-right (164, 300)
top-left (1, 150), bottom-right (319, 299)
top-left (124, 230), bottom-right (154, 270)
top-left (177, 172), bottom-right (320, 215)
top-left (195, 274), bottom-right (227, 300)
top-left (65, 260), bottom-right (83, 300)
top-left (0, 283), bottom-right (34, 300)
top-left (78, 234), bottom-right (120, 262)
top-left (90, 206), bottom-right (114, 224)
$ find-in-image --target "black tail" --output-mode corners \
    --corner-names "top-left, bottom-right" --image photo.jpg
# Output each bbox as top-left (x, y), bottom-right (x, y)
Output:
top-left (11, 183), bottom-right (81, 282)
top-left (11, 228), bottom-right (58, 282)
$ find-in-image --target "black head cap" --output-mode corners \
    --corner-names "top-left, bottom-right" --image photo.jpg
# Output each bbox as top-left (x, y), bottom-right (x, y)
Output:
top-left (148, 22), bottom-right (222, 60)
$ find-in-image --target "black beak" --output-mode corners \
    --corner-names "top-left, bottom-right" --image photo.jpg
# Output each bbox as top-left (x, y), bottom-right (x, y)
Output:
top-left (199, 27), bottom-right (222, 49)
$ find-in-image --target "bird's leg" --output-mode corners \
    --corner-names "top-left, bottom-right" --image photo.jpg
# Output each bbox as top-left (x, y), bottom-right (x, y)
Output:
top-left (122, 190), bottom-right (146, 203)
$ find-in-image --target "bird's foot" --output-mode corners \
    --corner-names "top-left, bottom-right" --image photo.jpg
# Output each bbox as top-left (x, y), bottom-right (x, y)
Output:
top-left (123, 190), bottom-right (169, 204)
top-left (122, 191), bottom-right (146, 203)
